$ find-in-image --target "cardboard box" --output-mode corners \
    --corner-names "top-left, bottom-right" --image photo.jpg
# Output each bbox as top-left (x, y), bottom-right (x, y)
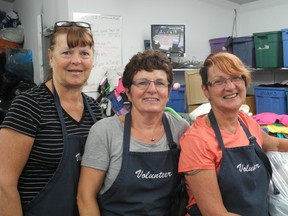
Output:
top-left (244, 95), bottom-right (256, 115)
top-left (188, 96), bottom-right (255, 115)
top-left (185, 69), bottom-right (208, 105)
top-left (188, 104), bottom-right (202, 113)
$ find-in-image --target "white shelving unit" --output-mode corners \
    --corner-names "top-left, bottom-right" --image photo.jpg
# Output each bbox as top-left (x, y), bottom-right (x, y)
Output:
top-left (247, 68), bottom-right (288, 95)
top-left (172, 68), bottom-right (200, 85)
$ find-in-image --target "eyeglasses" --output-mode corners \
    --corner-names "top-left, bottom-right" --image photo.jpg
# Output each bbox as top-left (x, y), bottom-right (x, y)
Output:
top-left (206, 76), bottom-right (245, 88)
top-left (132, 79), bottom-right (170, 90)
top-left (54, 21), bottom-right (91, 32)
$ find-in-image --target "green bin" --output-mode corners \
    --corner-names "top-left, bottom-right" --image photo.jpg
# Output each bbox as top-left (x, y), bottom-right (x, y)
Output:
top-left (253, 31), bottom-right (283, 68)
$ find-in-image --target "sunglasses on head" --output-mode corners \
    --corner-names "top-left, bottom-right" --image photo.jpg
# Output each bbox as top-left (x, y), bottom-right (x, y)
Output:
top-left (53, 21), bottom-right (91, 32)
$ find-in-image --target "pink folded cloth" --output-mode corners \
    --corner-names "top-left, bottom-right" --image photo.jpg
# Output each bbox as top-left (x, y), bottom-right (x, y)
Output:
top-left (114, 79), bottom-right (125, 100)
top-left (252, 112), bottom-right (288, 126)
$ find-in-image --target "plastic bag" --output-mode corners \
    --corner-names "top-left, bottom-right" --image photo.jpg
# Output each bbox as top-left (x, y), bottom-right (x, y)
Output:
top-left (4, 48), bottom-right (33, 82)
top-left (0, 26), bottom-right (24, 43)
top-left (266, 151), bottom-right (288, 216)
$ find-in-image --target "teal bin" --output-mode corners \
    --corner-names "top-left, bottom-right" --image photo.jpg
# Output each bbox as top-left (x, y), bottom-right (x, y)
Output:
top-left (253, 31), bottom-right (283, 68)
top-left (282, 28), bottom-right (288, 67)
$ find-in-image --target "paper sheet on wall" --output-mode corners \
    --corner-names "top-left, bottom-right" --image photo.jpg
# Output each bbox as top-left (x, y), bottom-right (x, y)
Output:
top-left (73, 13), bottom-right (122, 97)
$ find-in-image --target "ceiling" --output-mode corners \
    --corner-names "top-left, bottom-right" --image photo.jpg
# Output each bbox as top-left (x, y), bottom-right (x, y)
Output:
top-left (2, 0), bottom-right (260, 4)
top-left (226, 0), bottom-right (259, 4)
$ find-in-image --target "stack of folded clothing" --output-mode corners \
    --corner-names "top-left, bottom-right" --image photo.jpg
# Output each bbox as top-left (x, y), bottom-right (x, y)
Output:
top-left (252, 112), bottom-right (288, 138)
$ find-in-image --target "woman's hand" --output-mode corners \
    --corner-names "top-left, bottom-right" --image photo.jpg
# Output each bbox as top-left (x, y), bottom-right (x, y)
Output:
top-left (262, 130), bottom-right (288, 152)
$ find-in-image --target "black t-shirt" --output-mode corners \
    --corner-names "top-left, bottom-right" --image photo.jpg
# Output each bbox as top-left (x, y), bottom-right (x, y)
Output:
top-left (1, 83), bottom-right (103, 205)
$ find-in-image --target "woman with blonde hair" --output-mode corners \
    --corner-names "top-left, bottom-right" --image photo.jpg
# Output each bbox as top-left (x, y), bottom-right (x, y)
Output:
top-left (179, 52), bottom-right (288, 216)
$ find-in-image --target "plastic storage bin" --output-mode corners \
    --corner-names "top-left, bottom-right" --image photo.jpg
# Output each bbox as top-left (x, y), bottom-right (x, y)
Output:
top-left (166, 85), bottom-right (186, 112)
top-left (254, 85), bottom-right (288, 114)
top-left (253, 31), bottom-right (283, 68)
top-left (282, 28), bottom-right (288, 67)
top-left (232, 36), bottom-right (255, 67)
top-left (209, 37), bottom-right (232, 53)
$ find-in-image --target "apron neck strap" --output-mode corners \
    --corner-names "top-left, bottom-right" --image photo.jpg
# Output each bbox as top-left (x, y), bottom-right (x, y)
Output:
top-left (162, 113), bottom-right (177, 149)
top-left (208, 110), bottom-right (225, 151)
top-left (52, 80), bottom-right (97, 137)
top-left (123, 112), bottom-right (177, 153)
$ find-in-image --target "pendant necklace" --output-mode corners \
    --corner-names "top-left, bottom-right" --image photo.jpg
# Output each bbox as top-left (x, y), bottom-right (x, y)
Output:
top-left (141, 130), bottom-right (157, 142)
top-left (132, 127), bottom-right (158, 142)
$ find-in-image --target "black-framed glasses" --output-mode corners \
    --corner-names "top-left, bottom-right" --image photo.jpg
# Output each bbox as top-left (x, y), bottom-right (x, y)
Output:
top-left (206, 75), bottom-right (245, 88)
top-left (132, 79), bottom-right (170, 90)
top-left (54, 21), bottom-right (91, 32)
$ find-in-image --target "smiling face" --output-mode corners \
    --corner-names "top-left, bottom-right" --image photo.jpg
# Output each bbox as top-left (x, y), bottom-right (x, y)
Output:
top-left (125, 69), bottom-right (170, 114)
top-left (203, 65), bottom-right (246, 113)
top-left (48, 33), bottom-right (94, 88)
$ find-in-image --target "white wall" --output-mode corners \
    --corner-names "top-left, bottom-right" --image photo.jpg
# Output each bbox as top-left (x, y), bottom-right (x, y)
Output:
top-left (11, 0), bottom-right (43, 82)
top-left (9, 0), bottom-right (70, 83)
top-left (238, 0), bottom-right (288, 36)
top-left (2, 0), bottom-right (288, 84)
top-left (67, 0), bottom-right (238, 65)
top-left (0, 1), bottom-right (13, 11)
top-left (66, 0), bottom-right (239, 88)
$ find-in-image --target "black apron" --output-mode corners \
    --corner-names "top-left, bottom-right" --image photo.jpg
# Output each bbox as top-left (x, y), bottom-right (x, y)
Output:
top-left (23, 83), bottom-right (97, 216)
top-left (98, 112), bottom-right (180, 216)
top-left (188, 110), bottom-right (271, 216)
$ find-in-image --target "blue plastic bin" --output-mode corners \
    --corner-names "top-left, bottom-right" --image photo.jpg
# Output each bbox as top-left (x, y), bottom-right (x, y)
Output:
top-left (232, 36), bottom-right (255, 67)
top-left (166, 85), bottom-right (187, 112)
top-left (254, 85), bottom-right (288, 114)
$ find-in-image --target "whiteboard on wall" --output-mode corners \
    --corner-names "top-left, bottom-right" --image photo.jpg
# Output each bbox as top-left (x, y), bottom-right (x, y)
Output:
top-left (73, 13), bottom-right (122, 95)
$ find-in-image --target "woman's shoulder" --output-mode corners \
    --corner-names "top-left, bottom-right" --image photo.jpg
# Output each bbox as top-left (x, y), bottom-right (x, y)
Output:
top-left (182, 115), bottom-right (213, 138)
top-left (11, 83), bottom-right (52, 106)
top-left (164, 112), bottom-right (190, 138)
top-left (164, 111), bottom-right (190, 126)
top-left (238, 111), bottom-right (258, 126)
top-left (15, 83), bottom-right (50, 99)
top-left (91, 115), bottom-right (121, 130)
top-left (82, 93), bottom-right (103, 119)
top-left (83, 93), bottom-right (97, 103)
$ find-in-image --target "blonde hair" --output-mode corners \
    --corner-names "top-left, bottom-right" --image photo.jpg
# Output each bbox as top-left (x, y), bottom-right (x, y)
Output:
top-left (200, 51), bottom-right (251, 87)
